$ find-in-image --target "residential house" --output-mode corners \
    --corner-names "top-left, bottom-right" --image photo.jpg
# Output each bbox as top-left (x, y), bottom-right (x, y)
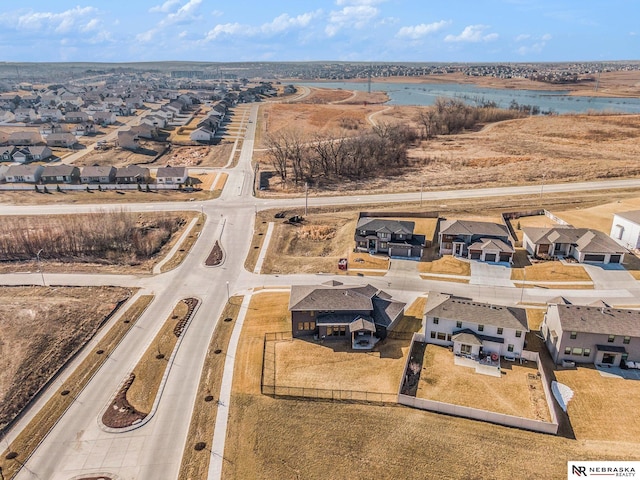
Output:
top-left (130, 124), bottom-right (158, 140)
top-left (80, 165), bottom-right (116, 184)
top-left (424, 292), bottom-right (529, 358)
top-left (190, 127), bottom-right (215, 143)
top-left (542, 303), bottom-right (640, 367)
top-left (12, 146), bottom-right (52, 163)
top-left (92, 111), bottom-right (117, 125)
top-left (354, 217), bottom-right (425, 258)
top-left (39, 108), bottom-right (63, 122)
top-left (0, 111), bottom-right (15, 123)
top-left (14, 108), bottom-right (37, 122)
top-left (0, 146), bottom-right (17, 161)
top-left (115, 165), bottom-right (150, 184)
top-left (45, 133), bottom-right (77, 148)
top-left (610, 210), bottom-right (640, 250)
top-left (41, 165), bottom-right (80, 184)
top-left (5, 164), bottom-right (43, 183)
top-left (289, 280), bottom-right (406, 348)
top-left (0, 164), bottom-right (8, 182)
top-left (156, 166), bottom-right (188, 184)
top-left (197, 113), bottom-right (220, 132)
top-left (64, 111), bottom-right (90, 123)
top-left (141, 114), bottom-right (166, 129)
top-left (117, 130), bottom-right (139, 150)
top-left (7, 131), bottom-right (43, 146)
top-left (439, 219), bottom-right (514, 263)
top-left (523, 226), bottom-right (626, 264)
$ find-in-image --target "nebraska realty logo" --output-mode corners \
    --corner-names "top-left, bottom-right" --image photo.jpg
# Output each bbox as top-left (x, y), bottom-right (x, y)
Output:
top-left (569, 461), bottom-right (639, 478)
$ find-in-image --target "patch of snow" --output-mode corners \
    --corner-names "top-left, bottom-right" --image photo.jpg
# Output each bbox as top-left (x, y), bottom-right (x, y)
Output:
top-left (551, 381), bottom-right (574, 412)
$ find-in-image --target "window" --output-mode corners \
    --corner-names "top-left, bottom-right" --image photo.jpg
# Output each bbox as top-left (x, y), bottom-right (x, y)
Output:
top-left (456, 321), bottom-right (462, 328)
top-left (478, 324), bottom-right (484, 332)
top-left (326, 327), bottom-right (333, 336)
top-left (433, 317), bottom-right (439, 325)
top-left (309, 311), bottom-right (315, 317)
top-left (497, 328), bottom-right (503, 335)
top-left (507, 344), bottom-right (514, 352)
top-left (570, 331), bottom-right (577, 340)
top-left (608, 335), bottom-right (615, 343)
top-left (380, 242), bottom-right (388, 248)
top-left (430, 331), bottom-right (436, 339)
top-left (515, 330), bottom-right (522, 338)
top-left (564, 347), bottom-right (572, 355)
top-left (297, 322), bottom-right (304, 331)
top-left (461, 344), bottom-right (472, 354)
top-left (572, 347), bottom-right (583, 356)
top-left (623, 336), bottom-right (631, 345)
top-left (437, 332), bottom-right (446, 341)
top-left (446, 334), bottom-right (452, 342)
top-left (583, 348), bottom-right (591, 357)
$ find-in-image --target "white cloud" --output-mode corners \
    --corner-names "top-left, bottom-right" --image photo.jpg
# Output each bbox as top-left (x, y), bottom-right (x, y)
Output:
top-left (81, 18), bottom-right (100, 32)
top-left (444, 24), bottom-right (498, 43)
top-left (336, 0), bottom-right (386, 5)
top-left (15, 6), bottom-right (98, 34)
top-left (138, 0), bottom-right (203, 43)
top-left (211, 10), bottom-right (223, 18)
top-left (204, 22), bottom-right (249, 41)
top-left (261, 12), bottom-right (319, 34)
top-left (515, 34), bottom-right (531, 42)
top-left (541, 33), bottom-right (552, 41)
top-left (516, 33), bottom-right (551, 55)
top-left (396, 20), bottom-right (450, 39)
top-left (164, 0), bottom-right (202, 25)
top-left (149, 0), bottom-right (181, 13)
top-left (326, 5), bottom-right (379, 37)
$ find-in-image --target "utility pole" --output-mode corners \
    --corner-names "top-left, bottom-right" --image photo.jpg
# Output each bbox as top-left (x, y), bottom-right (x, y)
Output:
top-left (539, 173), bottom-right (546, 205)
top-left (420, 180), bottom-right (423, 207)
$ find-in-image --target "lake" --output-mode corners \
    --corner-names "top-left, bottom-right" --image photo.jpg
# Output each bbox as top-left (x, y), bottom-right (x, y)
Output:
top-left (295, 81), bottom-right (640, 114)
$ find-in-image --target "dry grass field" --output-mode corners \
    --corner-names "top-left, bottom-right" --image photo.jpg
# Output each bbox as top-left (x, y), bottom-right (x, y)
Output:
top-left (526, 309), bottom-right (546, 331)
top-left (346, 251), bottom-right (389, 270)
top-left (511, 260), bottom-right (592, 282)
top-left (416, 345), bottom-right (551, 421)
top-left (0, 286), bottom-right (131, 431)
top-left (155, 144), bottom-right (233, 168)
top-left (418, 256), bottom-right (471, 276)
top-left (222, 291), bottom-right (639, 480)
top-left (71, 140), bottom-right (166, 167)
top-left (554, 196), bottom-right (640, 233)
top-left (0, 294), bottom-right (151, 480)
top-left (555, 366), bottom-right (640, 442)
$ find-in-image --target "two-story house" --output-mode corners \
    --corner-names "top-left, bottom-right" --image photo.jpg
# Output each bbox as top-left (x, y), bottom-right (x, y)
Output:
top-left (424, 292), bottom-right (529, 358)
top-left (289, 280), bottom-right (405, 349)
top-left (542, 303), bottom-right (640, 367)
top-left (438, 219), bottom-right (514, 263)
top-left (354, 217), bottom-right (425, 258)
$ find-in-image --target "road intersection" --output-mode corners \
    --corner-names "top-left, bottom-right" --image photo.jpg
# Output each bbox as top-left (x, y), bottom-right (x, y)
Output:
top-left (2, 102), bottom-right (640, 479)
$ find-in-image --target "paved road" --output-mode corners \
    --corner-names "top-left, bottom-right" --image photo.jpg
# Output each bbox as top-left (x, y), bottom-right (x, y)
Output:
top-left (4, 99), bottom-right (640, 480)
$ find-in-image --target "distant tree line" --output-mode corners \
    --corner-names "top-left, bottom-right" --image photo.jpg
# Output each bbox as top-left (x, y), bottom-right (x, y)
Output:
top-left (0, 210), bottom-right (185, 264)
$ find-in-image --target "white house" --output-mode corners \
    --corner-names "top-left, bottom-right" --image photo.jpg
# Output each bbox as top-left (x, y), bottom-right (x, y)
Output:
top-left (610, 210), bottom-right (640, 250)
top-left (190, 127), bottom-right (214, 143)
top-left (156, 166), bottom-right (188, 184)
top-left (5, 164), bottom-right (44, 183)
top-left (92, 111), bottom-right (117, 125)
top-left (424, 293), bottom-right (529, 358)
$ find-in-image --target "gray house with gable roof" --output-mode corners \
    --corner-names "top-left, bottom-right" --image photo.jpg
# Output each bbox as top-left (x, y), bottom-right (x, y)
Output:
top-left (289, 280), bottom-right (406, 348)
top-left (542, 303), bottom-right (640, 366)
top-left (438, 219), bottom-right (514, 263)
top-left (523, 226), bottom-right (626, 264)
top-left (354, 217), bottom-right (425, 258)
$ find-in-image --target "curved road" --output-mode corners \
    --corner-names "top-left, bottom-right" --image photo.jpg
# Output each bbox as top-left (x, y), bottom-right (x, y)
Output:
top-left (3, 102), bottom-right (640, 479)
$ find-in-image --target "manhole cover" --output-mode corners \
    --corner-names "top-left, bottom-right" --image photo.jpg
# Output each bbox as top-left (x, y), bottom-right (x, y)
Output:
top-left (204, 395), bottom-right (214, 402)
top-left (194, 442), bottom-right (206, 451)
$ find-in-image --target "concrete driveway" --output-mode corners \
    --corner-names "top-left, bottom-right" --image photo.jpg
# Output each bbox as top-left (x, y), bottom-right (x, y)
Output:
top-left (583, 263), bottom-right (637, 289)
top-left (470, 261), bottom-right (514, 287)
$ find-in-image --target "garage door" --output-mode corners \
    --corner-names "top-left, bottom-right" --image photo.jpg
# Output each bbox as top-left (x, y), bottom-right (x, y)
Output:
top-left (499, 253), bottom-right (512, 262)
top-left (484, 253), bottom-right (497, 262)
top-left (609, 254), bottom-right (621, 264)
top-left (584, 254), bottom-right (606, 263)
top-left (470, 251), bottom-right (481, 260)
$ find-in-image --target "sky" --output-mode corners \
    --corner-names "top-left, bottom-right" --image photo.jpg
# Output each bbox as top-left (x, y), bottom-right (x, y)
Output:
top-left (0, 0), bottom-right (638, 63)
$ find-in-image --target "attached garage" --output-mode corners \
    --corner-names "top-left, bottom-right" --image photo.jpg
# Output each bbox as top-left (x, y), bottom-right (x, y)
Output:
top-left (470, 251), bottom-right (481, 260)
top-left (584, 254), bottom-right (606, 263)
top-left (609, 254), bottom-right (622, 264)
top-left (499, 253), bottom-right (512, 262)
top-left (484, 253), bottom-right (497, 262)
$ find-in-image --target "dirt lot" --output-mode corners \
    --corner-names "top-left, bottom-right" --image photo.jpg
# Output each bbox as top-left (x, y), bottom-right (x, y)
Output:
top-left (71, 140), bottom-right (167, 167)
top-left (554, 196), bottom-right (640, 233)
top-left (222, 291), bottom-right (640, 480)
top-left (151, 144), bottom-right (233, 168)
top-left (416, 345), bottom-right (550, 421)
top-left (0, 286), bottom-right (131, 431)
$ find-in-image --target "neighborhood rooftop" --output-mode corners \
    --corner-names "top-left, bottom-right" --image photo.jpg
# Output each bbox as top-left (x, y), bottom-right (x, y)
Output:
top-left (615, 210), bottom-right (640, 224)
top-left (355, 218), bottom-right (415, 235)
top-left (553, 304), bottom-right (640, 337)
top-left (523, 226), bottom-right (626, 254)
top-left (439, 219), bottom-right (510, 237)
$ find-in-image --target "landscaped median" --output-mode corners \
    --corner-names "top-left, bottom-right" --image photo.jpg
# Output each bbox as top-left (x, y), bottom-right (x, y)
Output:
top-left (0, 294), bottom-right (154, 480)
top-left (101, 297), bottom-right (200, 430)
top-left (159, 214), bottom-right (206, 273)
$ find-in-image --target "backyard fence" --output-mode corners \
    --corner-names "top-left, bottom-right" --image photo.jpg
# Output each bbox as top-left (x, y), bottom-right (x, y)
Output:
top-left (260, 332), bottom-right (398, 405)
top-left (0, 183), bottom-right (187, 192)
top-left (397, 333), bottom-right (559, 435)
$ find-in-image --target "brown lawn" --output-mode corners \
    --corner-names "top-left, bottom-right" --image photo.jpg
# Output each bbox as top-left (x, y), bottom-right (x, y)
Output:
top-left (391, 296), bottom-right (426, 334)
top-left (526, 309), bottom-right (546, 331)
top-left (511, 261), bottom-right (592, 282)
top-left (222, 291), bottom-right (640, 480)
top-left (555, 365), bottom-right (640, 442)
top-left (274, 338), bottom-right (408, 394)
top-left (418, 256), bottom-right (471, 276)
top-left (554, 196), bottom-right (640, 233)
top-left (416, 345), bottom-right (551, 422)
top-left (347, 251), bottom-right (389, 270)
top-left (509, 214), bottom-right (559, 242)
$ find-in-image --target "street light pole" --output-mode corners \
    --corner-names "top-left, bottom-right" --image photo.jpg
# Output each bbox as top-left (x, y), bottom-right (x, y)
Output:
top-left (226, 281), bottom-right (230, 301)
top-left (36, 248), bottom-right (46, 286)
top-left (420, 180), bottom-right (423, 207)
top-left (539, 173), bottom-right (546, 204)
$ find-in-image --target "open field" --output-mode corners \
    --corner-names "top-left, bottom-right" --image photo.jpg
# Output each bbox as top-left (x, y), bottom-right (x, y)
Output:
top-left (554, 196), bottom-right (640, 233)
top-left (555, 365), bottom-right (640, 442)
top-left (257, 89), bottom-right (640, 196)
top-left (71, 140), bottom-right (167, 167)
top-left (0, 293), bottom-right (151, 479)
top-left (416, 345), bottom-right (551, 421)
top-left (0, 286), bottom-right (131, 432)
top-left (178, 296), bottom-right (243, 480)
top-left (223, 292), bottom-right (639, 480)
top-left (154, 144), bottom-right (233, 168)
top-left (0, 211), bottom-right (196, 274)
